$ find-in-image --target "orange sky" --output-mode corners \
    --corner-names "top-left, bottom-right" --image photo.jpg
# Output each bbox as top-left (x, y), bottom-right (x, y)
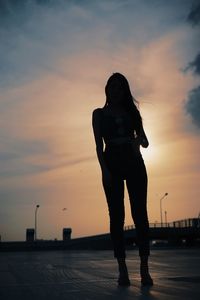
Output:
top-left (0, 0), bottom-right (199, 241)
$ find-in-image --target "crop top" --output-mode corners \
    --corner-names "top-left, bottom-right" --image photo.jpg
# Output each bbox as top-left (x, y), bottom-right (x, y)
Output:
top-left (100, 108), bottom-right (136, 145)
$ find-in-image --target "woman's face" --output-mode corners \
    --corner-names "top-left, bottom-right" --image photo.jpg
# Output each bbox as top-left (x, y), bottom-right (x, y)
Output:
top-left (107, 78), bottom-right (124, 105)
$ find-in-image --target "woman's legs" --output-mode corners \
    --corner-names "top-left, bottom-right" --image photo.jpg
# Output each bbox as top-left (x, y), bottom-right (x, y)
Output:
top-left (103, 175), bottom-right (125, 259)
top-left (126, 159), bottom-right (153, 285)
top-left (117, 257), bottom-right (130, 286)
top-left (103, 175), bottom-right (130, 285)
top-left (126, 160), bottom-right (150, 257)
top-left (140, 255), bottom-right (153, 285)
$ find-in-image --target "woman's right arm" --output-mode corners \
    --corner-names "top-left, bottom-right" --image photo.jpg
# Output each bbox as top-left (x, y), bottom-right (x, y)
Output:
top-left (137, 125), bottom-right (149, 148)
top-left (92, 109), bottom-right (111, 185)
top-left (92, 108), bottom-right (108, 172)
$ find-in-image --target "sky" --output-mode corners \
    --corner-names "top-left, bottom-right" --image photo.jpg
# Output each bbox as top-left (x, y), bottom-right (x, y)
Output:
top-left (0, 0), bottom-right (200, 241)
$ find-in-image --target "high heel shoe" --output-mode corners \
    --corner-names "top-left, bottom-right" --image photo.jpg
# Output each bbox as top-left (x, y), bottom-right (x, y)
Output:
top-left (117, 258), bottom-right (130, 286)
top-left (141, 273), bottom-right (153, 286)
top-left (118, 274), bottom-right (131, 286)
top-left (140, 264), bottom-right (153, 286)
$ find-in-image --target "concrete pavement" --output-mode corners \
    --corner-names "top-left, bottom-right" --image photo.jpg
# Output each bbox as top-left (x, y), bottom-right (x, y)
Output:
top-left (0, 248), bottom-right (200, 300)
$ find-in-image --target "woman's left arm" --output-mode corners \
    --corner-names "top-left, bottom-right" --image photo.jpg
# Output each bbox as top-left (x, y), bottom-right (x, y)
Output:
top-left (138, 125), bottom-right (149, 148)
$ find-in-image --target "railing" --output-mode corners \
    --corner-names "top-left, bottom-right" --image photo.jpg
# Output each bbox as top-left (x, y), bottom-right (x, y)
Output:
top-left (124, 223), bottom-right (170, 230)
top-left (124, 218), bottom-right (200, 231)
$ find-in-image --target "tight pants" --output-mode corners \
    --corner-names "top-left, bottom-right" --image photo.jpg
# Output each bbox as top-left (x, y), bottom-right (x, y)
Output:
top-left (103, 144), bottom-right (150, 258)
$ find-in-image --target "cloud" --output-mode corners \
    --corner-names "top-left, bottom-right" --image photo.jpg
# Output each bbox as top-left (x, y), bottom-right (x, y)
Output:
top-left (0, 0), bottom-right (54, 14)
top-left (185, 86), bottom-right (200, 128)
top-left (0, 136), bottom-right (52, 177)
top-left (185, 53), bottom-right (200, 75)
top-left (187, 2), bottom-right (200, 26)
top-left (184, 2), bottom-right (200, 130)
top-left (0, 0), bottom-right (193, 89)
top-left (185, 2), bottom-right (200, 75)
top-left (0, 0), bottom-right (96, 88)
top-left (0, 10), bottom-right (197, 183)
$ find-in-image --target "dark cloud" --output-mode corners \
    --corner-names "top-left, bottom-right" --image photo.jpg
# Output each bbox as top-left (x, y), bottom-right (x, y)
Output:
top-left (184, 1), bottom-right (200, 130)
top-left (0, 0), bottom-right (97, 88)
top-left (0, 0), bottom-right (66, 88)
top-left (0, 0), bottom-right (52, 12)
top-left (0, 0), bottom-right (61, 30)
top-left (0, 0), bottom-right (194, 89)
top-left (185, 86), bottom-right (200, 128)
top-left (185, 53), bottom-right (200, 75)
top-left (187, 2), bottom-right (200, 26)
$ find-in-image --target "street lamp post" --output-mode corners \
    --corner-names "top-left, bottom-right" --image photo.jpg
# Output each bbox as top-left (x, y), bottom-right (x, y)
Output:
top-left (35, 205), bottom-right (40, 241)
top-left (160, 193), bottom-right (168, 227)
top-left (165, 210), bottom-right (168, 226)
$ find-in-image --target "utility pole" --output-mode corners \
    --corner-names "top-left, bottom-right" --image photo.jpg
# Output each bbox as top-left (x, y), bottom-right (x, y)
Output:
top-left (35, 205), bottom-right (40, 241)
top-left (160, 193), bottom-right (168, 227)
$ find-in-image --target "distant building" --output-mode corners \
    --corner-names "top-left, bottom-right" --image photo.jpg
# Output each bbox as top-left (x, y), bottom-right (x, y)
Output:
top-left (63, 228), bottom-right (72, 241)
top-left (26, 228), bottom-right (35, 242)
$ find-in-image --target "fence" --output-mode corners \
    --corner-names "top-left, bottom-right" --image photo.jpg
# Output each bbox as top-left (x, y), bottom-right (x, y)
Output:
top-left (124, 218), bottom-right (200, 231)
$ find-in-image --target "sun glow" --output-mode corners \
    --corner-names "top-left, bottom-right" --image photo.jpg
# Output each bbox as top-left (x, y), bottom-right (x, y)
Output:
top-left (141, 144), bottom-right (160, 165)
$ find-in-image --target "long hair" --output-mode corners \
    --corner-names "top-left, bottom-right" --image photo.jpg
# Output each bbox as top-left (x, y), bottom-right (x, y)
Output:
top-left (104, 73), bottom-right (142, 134)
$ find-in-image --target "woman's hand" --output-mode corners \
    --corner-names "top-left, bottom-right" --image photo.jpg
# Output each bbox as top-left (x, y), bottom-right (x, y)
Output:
top-left (139, 136), bottom-right (149, 148)
top-left (137, 127), bottom-right (149, 148)
top-left (131, 137), bottom-right (140, 154)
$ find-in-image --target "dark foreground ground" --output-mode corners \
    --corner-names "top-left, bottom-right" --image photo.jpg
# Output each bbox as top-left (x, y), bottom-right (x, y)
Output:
top-left (0, 248), bottom-right (200, 300)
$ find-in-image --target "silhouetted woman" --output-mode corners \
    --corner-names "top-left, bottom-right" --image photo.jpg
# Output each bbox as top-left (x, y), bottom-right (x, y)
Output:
top-left (92, 73), bottom-right (153, 286)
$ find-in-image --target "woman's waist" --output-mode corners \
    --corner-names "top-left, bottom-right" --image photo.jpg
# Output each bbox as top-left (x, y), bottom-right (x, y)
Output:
top-left (104, 136), bottom-right (134, 145)
top-left (105, 136), bottom-right (139, 149)
top-left (104, 142), bottom-right (141, 158)
top-left (104, 146), bottom-right (143, 170)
